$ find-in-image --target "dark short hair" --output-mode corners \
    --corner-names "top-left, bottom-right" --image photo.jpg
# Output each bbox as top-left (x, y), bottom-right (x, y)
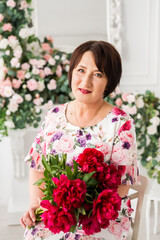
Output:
top-left (68, 40), bottom-right (122, 98)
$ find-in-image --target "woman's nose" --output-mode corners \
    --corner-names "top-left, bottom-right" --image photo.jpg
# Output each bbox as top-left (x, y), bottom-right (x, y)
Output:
top-left (82, 73), bottom-right (92, 86)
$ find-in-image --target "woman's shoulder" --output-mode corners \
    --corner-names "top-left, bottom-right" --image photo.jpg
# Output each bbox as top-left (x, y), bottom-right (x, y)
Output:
top-left (111, 106), bottom-right (133, 121)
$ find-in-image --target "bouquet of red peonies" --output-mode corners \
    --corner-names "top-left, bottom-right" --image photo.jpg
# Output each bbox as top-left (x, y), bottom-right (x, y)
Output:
top-left (34, 148), bottom-right (123, 236)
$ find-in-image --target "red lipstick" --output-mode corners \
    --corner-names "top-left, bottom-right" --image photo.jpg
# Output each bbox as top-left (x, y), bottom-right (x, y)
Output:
top-left (79, 88), bottom-right (91, 94)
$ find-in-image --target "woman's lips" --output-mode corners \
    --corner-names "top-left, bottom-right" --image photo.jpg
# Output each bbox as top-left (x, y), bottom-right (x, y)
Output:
top-left (79, 88), bottom-right (92, 94)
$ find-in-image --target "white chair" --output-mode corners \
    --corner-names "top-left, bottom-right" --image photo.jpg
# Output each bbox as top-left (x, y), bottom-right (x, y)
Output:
top-left (128, 175), bottom-right (150, 240)
top-left (146, 179), bottom-right (160, 239)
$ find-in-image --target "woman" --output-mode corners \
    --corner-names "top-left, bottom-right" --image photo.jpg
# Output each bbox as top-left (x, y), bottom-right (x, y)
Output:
top-left (20, 40), bottom-right (140, 240)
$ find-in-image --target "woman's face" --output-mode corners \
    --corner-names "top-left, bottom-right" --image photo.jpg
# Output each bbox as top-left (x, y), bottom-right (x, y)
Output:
top-left (71, 51), bottom-right (108, 104)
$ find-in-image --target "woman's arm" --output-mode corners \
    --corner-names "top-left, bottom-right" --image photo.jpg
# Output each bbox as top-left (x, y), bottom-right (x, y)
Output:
top-left (20, 168), bottom-right (45, 228)
top-left (117, 185), bottom-right (130, 198)
top-left (29, 168), bottom-right (45, 207)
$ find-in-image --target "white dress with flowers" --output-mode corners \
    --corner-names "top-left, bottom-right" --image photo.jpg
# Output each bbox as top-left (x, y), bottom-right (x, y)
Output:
top-left (24, 102), bottom-right (140, 240)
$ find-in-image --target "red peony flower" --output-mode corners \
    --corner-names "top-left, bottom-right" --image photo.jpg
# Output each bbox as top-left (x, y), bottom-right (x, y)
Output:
top-left (96, 164), bottom-right (122, 189)
top-left (40, 200), bottom-right (76, 234)
top-left (76, 148), bottom-right (104, 173)
top-left (93, 189), bottom-right (121, 229)
top-left (52, 175), bottom-right (86, 210)
top-left (79, 214), bottom-right (101, 235)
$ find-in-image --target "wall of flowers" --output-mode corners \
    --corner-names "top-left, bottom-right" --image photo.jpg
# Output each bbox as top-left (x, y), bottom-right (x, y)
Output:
top-left (0, 0), bottom-right (160, 182)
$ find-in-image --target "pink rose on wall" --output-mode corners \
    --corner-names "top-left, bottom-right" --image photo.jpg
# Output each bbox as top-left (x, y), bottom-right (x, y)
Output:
top-left (53, 135), bottom-right (74, 153)
top-left (17, 70), bottom-right (25, 80)
top-left (47, 79), bottom-right (56, 90)
top-left (21, 63), bottom-right (30, 70)
top-left (56, 65), bottom-right (62, 77)
top-left (115, 98), bottom-right (123, 107)
top-left (44, 67), bottom-right (52, 75)
top-left (12, 79), bottom-right (22, 89)
top-left (3, 23), bottom-right (12, 32)
top-left (0, 14), bottom-right (4, 22)
top-left (6, 0), bottom-right (16, 8)
top-left (39, 69), bottom-right (46, 78)
top-left (19, 0), bottom-right (28, 10)
top-left (27, 79), bottom-right (38, 91)
top-left (122, 105), bottom-right (137, 115)
top-left (41, 43), bottom-right (51, 52)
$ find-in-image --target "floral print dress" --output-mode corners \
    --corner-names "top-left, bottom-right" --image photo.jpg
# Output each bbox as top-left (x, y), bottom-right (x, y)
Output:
top-left (24, 102), bottom-right (140, 240)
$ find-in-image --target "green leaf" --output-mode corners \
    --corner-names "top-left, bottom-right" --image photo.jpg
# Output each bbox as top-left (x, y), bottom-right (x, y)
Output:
top-left (66, 165), bottom-right (73, 180)
top-left (83, 171), bottom-right (96, 182)
top-left (78, 207), bottom-right (86, 215)
top-left (42, 155), bottom-right (52, 174)
top-left (34, 178), bottom-right (45, 186)
top-left (69, 225), bottom-right (77, 233)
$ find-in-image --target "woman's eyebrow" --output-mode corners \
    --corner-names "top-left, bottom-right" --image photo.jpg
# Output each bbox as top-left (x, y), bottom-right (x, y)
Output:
top-left (77, 64), bottom-right (102, 72)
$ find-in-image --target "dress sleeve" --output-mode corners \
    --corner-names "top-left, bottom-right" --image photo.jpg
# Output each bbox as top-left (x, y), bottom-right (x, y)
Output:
top-left (24, 111), bottom-right (49, 172)
top-left (111, 116), bottom-right (141, 185)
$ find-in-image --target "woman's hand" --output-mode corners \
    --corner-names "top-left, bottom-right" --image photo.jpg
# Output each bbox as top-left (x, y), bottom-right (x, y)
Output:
top-left (20, 205), bottom-right (38, 228)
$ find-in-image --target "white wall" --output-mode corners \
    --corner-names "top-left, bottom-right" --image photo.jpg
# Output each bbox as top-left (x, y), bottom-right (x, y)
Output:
top-left (0, 0), bottom-right (160, 207)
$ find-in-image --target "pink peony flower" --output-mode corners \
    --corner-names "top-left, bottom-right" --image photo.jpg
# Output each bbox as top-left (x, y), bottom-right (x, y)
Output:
top-left (121, 216), bottom-right (131, 231)
top-left (112, 107), bottom-right (127, 116)
top-left (119, 130), bottom-right (134, 145)
top-left (40, 200), bottom-right (76, 234)
top-left (12, 79), bottom-right (22, 89)
top-left (17, 70), bottom-right (25, 80)
top-left (109, 92), bottom-right (116, 98)
top-left (52, 174), bottom-right (86, 210)
top-left (93, 189), bottom-right (121, 228)
top-left (108, 221), bottom-right (122, 239)
top-left (27, 79), bottom-right (38, 91)
top-left (53, 135), bottom-right (74, 153)
top-left (111, 146), bottom-right (129, 164)
top-left (0, 14), bottom-right (4, 22)
top-left (95, 142), bottom-right (110, 156)
top-left (115, 98), bottom-right (122, 107)
top-left (3, 23), bottom-right (12, 32)
top-left (56, 65), bottom-right (62, 77)
top-left (6, 0), bottom-right (16, 8)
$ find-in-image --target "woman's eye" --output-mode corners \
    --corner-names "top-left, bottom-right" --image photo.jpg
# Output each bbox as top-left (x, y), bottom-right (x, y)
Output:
top-left (96, 73), bottom-right (103, 78)
top-left (78, 69), bottom-right (84, 73)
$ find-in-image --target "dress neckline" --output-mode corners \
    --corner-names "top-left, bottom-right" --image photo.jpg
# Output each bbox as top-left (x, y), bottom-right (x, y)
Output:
top-left (63, 102), bottom-right (116, 129)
